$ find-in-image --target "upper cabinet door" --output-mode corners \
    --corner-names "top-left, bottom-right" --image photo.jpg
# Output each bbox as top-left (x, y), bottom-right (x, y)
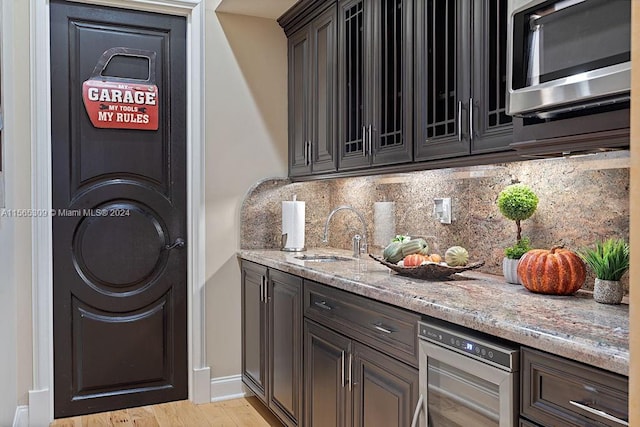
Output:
top-left (288, 28), bottom-right (312, 176)
top-left (310, 5), bottom-right (339, 174)
top-left (288, 4), bottom-right (338, 178)
top-left (470, 0), bottom-right (512, 154)
top-left (338, 0), bottom-right (412, 171)
top-left (369, 0), bottom-right (413, 166)
top-left (338, 0), bottom-right (368, 170)
top-left (415, 0), bottom-right (471, 160)
top-left (415, 0), bottom-right (513, 161)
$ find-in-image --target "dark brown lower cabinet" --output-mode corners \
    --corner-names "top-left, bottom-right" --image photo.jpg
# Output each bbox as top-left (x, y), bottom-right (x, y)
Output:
top-left (352, 342), bottom-right (419, 427)
top-left (241, 261), bottom-right (302, 426)
top-left (304, 319), bottom-right (352, 427)
top-left (304, 319), bottom-right (418, 427)
top-left (241, 261), bottom-right (268, 402)
top-left (520, 347), bottom-right (628, 427)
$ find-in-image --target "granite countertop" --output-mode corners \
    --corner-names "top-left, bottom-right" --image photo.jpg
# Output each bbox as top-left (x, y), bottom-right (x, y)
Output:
top-left (238, 248), bottom-right (629, 377)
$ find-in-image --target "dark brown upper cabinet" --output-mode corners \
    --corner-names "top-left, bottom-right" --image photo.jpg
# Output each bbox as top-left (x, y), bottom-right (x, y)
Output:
top-left (415, 0), bottom-right (512, 161)
top-left (288, 3), bottom-right (338, 177)
top-left (337, 0), bottom-right (413, 171)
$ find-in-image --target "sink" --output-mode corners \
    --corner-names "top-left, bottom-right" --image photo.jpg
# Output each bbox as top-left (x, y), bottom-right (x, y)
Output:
top-left (294, 254), bottom-right (354, 262)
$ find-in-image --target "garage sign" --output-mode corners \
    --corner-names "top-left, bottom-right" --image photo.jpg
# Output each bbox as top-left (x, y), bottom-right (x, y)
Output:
top-left (82, 47), bottom-right (159, 131)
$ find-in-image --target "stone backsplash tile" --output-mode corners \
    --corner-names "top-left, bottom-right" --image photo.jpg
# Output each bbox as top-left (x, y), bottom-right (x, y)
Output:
top-left (240, 150), bottom-right (630, 293)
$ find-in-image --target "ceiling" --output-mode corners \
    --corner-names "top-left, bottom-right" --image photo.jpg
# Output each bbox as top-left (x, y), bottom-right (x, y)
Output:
top-left (215, 0), bottom-right (298, 20)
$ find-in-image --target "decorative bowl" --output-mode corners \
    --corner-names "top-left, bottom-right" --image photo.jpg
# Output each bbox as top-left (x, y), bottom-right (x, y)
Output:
top-left (369, 254), bottom-right (484, 280)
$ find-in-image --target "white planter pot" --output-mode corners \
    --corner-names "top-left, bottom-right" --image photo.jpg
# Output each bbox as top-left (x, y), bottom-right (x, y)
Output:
top-left (502, 258), bottom-right (521, 285)
top-left (593, 278), bottom-right (624, 304)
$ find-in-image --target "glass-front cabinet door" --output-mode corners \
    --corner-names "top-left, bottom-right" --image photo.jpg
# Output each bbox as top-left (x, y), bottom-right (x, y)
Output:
top-left (415, 0), bottom-right (512, 161)
top-left (470, 0), bottom-right (512, 153)
top-left (338, 0), bottom-right (412, 171)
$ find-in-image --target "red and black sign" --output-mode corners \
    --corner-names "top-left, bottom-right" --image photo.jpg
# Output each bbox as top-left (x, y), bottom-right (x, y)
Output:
top-left (82, 47), bottom-right (159, 131)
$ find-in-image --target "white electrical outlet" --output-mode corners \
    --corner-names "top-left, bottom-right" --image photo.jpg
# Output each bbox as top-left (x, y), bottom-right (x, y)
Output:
top-left (434, 198), bottom-right (452, 224)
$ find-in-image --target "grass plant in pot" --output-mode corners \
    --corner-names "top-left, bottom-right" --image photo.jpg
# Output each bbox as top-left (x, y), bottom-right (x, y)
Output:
top-left (497, 183), bottom-right (538, 284)
top-left (579, 239), bottom-right (630, 304)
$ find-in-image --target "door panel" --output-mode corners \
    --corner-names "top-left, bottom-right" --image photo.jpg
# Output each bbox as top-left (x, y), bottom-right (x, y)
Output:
top-left (288, 28), bottom-right (311, 176)
top-left (51, 0), bottom-right (187, 417)
top-left (269, 270), bottom-right (303, 426)
top-left (310, 5), bottom-right (338, 174)
top-left (304, 320), bottom-right (352, 427)
top-left (241, 262), bottom-right (268, 402)
top-left (352, 343), bottom-right (418, 427)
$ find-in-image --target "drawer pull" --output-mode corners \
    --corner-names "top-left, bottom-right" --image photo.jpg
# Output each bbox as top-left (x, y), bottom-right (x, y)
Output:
top-left (373, 323), bottom-right (393, 334)
top-left (314, 300), bottom-right (333, 311)
top-left (569, 400), bottom-right (629, 426)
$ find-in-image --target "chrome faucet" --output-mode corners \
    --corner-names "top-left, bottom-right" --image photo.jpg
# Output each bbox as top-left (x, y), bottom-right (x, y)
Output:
top-left (322, 205), bottom-right (368, 257)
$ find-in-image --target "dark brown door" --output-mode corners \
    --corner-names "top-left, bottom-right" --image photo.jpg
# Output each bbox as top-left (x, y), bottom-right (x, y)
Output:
top-left (352, 343), bottom-right (418, 427)
top-left (269, 270), bottom-right (303, 426)
top-left (50, 0), bottom-right (187, 417)
top-left (241, 261), bottom-right (268, 402)
top-left (304, 320), bottom-right (352, 427)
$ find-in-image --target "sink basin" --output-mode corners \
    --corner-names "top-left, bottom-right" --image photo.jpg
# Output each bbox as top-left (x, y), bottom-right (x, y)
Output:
top-left (294, 254), bottom-right (354, 262)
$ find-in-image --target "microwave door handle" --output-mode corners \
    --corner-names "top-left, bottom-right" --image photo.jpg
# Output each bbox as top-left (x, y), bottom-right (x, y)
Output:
top-left (531, 0), bottom-right (588, 25)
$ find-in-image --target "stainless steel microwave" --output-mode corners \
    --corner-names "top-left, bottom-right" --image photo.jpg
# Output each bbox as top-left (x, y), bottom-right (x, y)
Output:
top-left (506, 0), bottom-right (631, 118)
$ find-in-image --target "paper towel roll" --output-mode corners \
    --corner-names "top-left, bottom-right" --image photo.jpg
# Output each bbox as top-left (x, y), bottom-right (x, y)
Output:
top-left (374, 202), bottom-right (396, 247)
top-left (282, 200), bottom-right (305, 251)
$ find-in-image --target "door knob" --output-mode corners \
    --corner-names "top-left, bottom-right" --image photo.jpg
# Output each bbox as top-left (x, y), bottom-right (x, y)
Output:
top-left (165, 237), bottom-right (185, 250)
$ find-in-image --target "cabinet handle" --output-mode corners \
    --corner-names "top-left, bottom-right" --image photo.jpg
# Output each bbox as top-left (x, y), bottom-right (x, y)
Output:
top-left (569, 400), bottom-right (629, 426)
top-left (305, 141), bottom-right (308, 166)
top-left (410, 394), bottom-right (424, 427)
top-left (308, 141), bottom-right (312, 166)
top-left (373, 322), bottom-right (393, 334)
top-left (469, 97), bottom-right (474, 142)
top-left (362, 126), bottom-right (367, 156)
top-left (341, 350), bottom-right (346, 387)
top-left (457, 101), bottom-right (462, 142)
top-left (348, 352), bottom-right (353, 391)
top-left (303, 141), bottom-right (307, 166)
top-left (314, 300), bottom-right (333, 311)
top-left (260, 276), bottom-right (267, 302)
top-left (368, 124), bottom-right (372, 157)
top-left (263, 276), bottom-right (268, 301)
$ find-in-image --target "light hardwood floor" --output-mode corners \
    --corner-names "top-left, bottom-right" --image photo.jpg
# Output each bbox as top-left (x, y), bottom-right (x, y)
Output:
top-left (49, 398), bottom-right (284, 427)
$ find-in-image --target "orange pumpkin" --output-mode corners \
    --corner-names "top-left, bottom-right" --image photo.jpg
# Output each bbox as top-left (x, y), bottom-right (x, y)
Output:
top-left (517, 246), bottom-right (586, 295)
top-left (428, 253), bottom-right (442, 263)
top-left (403, 254), bottom-right (427, 267)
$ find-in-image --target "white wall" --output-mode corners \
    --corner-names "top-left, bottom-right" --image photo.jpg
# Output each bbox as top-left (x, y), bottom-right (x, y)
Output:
top-left (0, 0), bottom-right (34, 425)
top-left (0, 0), bottom-right (288, 423)
top-left (204, 1), bottom-right (288, 378)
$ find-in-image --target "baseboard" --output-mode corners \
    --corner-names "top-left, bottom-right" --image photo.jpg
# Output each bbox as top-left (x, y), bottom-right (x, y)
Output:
top-left (27, 388), bottom-right (51, 427)
top-left (12, 405), bottom-right (28, 427)
top-left (15, 377), bottom-right (248, 425)
top-left (210, 375), bottom-right (250, 402)
top-left (193, 367), bottom-right (211, 404)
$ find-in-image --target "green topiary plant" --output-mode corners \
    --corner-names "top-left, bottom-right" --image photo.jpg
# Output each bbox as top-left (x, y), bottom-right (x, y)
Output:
top-left (497, 183), bottom-right (539, 259)
top-left (504, 237), bottom-right (532, 260)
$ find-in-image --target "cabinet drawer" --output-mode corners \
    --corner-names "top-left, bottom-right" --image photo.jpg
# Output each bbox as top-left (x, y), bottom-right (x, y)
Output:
top-left (304, 280), bottom-right (419, 367)
top-left (521, 347), bottom-right (628, 427)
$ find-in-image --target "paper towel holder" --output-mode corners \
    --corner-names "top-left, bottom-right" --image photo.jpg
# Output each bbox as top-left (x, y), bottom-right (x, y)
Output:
top-left (281, 233), bottom-right (306, 252)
